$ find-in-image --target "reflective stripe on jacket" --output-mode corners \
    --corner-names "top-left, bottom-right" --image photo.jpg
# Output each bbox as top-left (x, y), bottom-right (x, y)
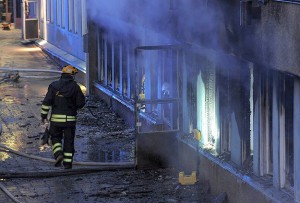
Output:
top-left (41, 74), bottom-right (85, 126)
top-left (41, 104), bottom-right (51, 116)
top-left (51, 114), bottom-right (76, 122)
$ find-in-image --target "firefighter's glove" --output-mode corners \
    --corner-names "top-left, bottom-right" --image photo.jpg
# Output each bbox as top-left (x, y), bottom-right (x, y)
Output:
top-left (41, 118), bottom-right (49, 125)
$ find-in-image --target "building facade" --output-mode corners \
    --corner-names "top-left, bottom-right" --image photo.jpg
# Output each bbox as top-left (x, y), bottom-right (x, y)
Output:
top-left (85, 0), bottom-right (300, 202)
top-left (29, 0), bottom-right (300, 202)
top-left (23, 0), bottom-right (88, 87)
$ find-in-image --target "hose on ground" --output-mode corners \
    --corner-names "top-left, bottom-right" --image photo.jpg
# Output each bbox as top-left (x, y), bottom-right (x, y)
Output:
top-left (0, 68), bottom-right (61, 74)
top-left (0, 182), bottom-right (22, 203)
top-left (0, 166), bottom-right (134, 179)
top-left (21, 75), bottom-right (60, 79)
top-left (0, 68), bottom-right (61, 80)
top-left (0, 143), bottom-right (134, 203)
top-left (0, 143), bottom-right (134, 167)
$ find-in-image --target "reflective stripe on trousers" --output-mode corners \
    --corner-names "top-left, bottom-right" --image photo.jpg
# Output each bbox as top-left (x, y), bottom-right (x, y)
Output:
top-left (52, 142), bottom-right (63, 157)
top-left (64, 152), bottom-right (73, 163)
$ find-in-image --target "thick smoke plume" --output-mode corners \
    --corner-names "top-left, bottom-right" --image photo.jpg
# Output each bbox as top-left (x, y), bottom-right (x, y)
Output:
top-left (87, 0), bottom-right (223, 46)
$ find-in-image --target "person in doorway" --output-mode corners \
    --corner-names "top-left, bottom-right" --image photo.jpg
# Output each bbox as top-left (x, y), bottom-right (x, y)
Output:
top-left (41, 65), bottom-right (85, 169)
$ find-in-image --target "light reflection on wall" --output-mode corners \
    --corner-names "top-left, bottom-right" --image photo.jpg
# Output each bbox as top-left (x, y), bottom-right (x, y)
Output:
top-left (197, 68), bottom-right (218, 150)
top-left (197, 72), bottom-right (207, 144)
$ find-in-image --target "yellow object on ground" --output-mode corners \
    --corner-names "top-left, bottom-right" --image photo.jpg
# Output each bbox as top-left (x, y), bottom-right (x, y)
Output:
top-left (193, 129), bottom-right (201, 141)
top-left (179, 171), bottom-right (197, 185)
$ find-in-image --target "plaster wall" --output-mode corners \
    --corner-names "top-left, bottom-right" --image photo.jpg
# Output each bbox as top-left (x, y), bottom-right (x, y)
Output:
top-left (44, 23), bottom-right (85, 62)
top-left (178, 138), bottom-right (293, 203)
top-left (244, 2), bottom-right (300, 76)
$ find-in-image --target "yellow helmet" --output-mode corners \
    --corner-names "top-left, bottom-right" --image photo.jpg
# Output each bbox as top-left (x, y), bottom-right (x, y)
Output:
top-left (62, 65), bottom-right (78, 74)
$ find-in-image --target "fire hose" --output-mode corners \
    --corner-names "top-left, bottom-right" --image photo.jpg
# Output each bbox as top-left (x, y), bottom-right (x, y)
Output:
top-left (0, 143), bottom-right (134, 203)
top-left (0, 143), bottom-right (134, 169)
top-left (0, 68), bottom-right (62, 80)
top-left (0, 68), bottom-right (132, 202)
top-left (0, 182), bottom-right (21, 203)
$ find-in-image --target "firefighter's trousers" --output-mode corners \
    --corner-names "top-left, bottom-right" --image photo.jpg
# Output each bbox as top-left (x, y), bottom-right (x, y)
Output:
top-left (50, 125), bottom-right (76, 167)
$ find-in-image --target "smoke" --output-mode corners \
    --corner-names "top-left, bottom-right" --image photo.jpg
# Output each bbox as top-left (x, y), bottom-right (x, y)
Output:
top-left (87, 0), bottom-right (224, 46)
top-left (86, 1), bottom-right (230, 166)
top-left (87, 0), bottom-right (170, 43)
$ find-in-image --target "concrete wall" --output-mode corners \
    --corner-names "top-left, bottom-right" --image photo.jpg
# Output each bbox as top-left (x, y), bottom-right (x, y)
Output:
top-left (92, 84), bottom-right (135, 128)
top-left (177, 138), bottom-right (294, 203)
top-left (240, 1), bottom-right (300, 76)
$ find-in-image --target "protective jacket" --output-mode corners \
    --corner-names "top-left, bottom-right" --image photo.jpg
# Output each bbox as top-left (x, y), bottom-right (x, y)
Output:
top-left (41, 74), bottom-right (85, 126)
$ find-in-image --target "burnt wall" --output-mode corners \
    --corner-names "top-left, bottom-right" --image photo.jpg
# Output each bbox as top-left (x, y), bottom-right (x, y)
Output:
top-left (240, 2), bottom-right (300, 76)
top-left (177, 137), bottom-right (293, 203)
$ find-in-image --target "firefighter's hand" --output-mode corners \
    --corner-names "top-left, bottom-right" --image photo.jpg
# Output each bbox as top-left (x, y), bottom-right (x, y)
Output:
top-left (41, 118), bottom-right (48, 125)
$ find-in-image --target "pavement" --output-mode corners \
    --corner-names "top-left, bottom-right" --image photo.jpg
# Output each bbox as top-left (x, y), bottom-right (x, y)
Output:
top-left (0, 28), bottom-right (214, 203)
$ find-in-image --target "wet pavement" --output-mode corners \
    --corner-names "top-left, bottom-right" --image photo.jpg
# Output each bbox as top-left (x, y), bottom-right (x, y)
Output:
top-left (0, 28), bottom-right (214, 202)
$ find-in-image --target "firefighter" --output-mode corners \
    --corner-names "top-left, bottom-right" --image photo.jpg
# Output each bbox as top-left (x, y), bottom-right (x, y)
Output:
top-left (41, 65), bottom-right (85, 169)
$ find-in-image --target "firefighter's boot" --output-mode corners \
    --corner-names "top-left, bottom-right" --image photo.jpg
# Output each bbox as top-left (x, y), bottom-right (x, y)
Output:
top-left (63, 152), bottom-right (73, 169)
top-left (54, 154), bottom-right (63, 167)
top-left (52, 142), bottom-right (63, 167)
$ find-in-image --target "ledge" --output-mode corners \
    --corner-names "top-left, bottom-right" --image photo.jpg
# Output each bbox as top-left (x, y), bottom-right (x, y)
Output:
top-left (35, 39), bottom-right (86, 73)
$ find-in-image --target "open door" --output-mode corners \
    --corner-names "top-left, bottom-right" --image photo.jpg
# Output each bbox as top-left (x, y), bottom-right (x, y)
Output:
top-left (23, 0), bottom-right (38, 40)
top-left (134, 45), bottom-right (182, 169)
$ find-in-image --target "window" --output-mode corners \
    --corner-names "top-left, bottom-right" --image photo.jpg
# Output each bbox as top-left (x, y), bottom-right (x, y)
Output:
top-left (283, 74), bottom-right (294, 188)
top-left (68, 0), bottom-right (73, 32)
top-left (74, 0), bottom-right (78, 33)
top-left (114, 42), bottom-right (121, 92)
top-left (97, 31), bottom-right (105, 84)
top-left (82, 0), bottom-right (87, 35)
top-left (122, 44), bottom-right (129, 97)
top-left (56, 0), bottom-right (61, 26)
top-left (46, 0), bottom-right (52, 22)
top-left (107, 39), bottom-right (113, 87)
top-left (61, 0), bottom-right (66, 28)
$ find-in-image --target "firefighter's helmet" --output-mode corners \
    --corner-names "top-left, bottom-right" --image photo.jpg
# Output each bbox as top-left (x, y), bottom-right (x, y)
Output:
top-left (62, 65), bottom-right (78, 75)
